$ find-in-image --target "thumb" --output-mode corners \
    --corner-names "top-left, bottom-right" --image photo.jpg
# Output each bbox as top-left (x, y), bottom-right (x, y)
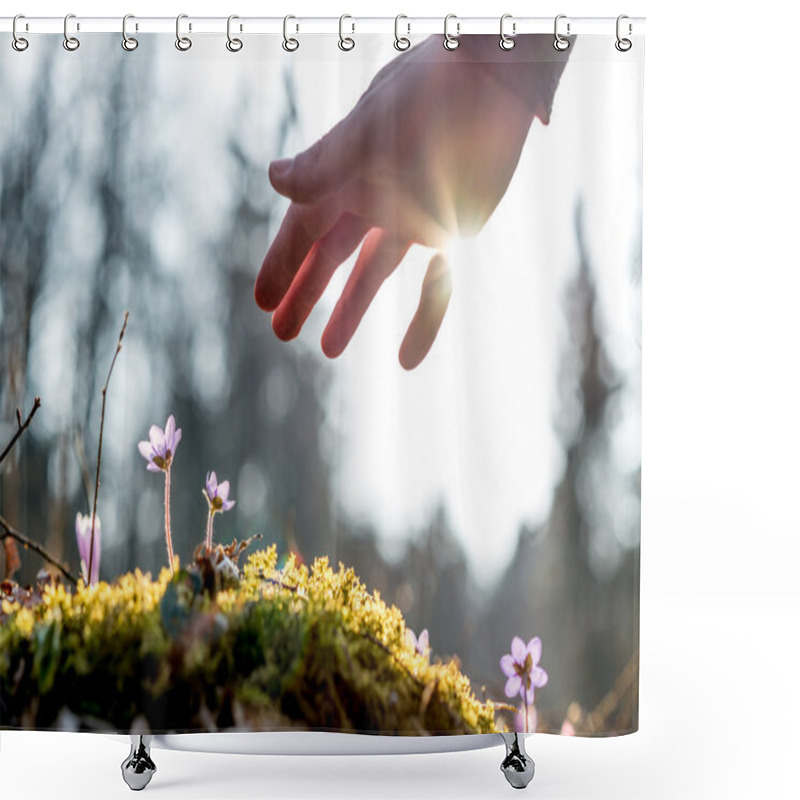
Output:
top-left (269, 114), bottom-right (366, 204)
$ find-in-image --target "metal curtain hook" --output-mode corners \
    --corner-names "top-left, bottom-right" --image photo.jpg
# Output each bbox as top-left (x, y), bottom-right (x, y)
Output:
top-left (122, 14), bottom-right (138, 51)
top-left (553, 14), bottom-right (570, 51)
top-left (63, 13), bottom-right (80, 51)
top-left (227, 15), bottom-right (243, 52)
top-left (338, 14), bottom-right (355, 51)
top-left (176, 14), bottom-right (192, 51)
top-left (500, 13), bottom-right (515, 50)
top-left (283, 15), bottom-right (299, 52)
top-left (615, 14), bottom-right (632, 51)
top-left (12, 14), bottom-right (29, 51)
top-left (394, 14), bottom-right (410, 51)
top-left (443, 13), bottom-right (459, 51)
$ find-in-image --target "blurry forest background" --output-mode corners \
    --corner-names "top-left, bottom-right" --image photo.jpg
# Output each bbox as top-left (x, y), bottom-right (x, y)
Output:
top-left (0, 37), bottom-right (640, 734)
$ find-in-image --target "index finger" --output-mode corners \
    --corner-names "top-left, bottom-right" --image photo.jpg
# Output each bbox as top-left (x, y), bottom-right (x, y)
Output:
top-left (254, 199), bottom-right (342, 312)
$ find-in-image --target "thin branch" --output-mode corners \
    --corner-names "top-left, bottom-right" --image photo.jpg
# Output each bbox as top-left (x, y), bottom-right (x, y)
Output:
top-left (88, 311), bottom-right (129, 583)
top-left (585, 649), bottom-right (639, 733)
top-left (0, 514), bottom-right (78, 585)
top-left (262, 576), bottom-right (300, 593)
top-left (360, 631), bottom-right (425, 688)
top-left (72, 428), bottom-right (94, 511)
top-left (0, 397), bottom-right (41, 465)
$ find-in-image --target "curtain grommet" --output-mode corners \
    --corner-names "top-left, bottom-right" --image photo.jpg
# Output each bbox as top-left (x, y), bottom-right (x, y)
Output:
top-left (500, 14), bottom-right (516, 51)
top-left (553, 14), bottom-right (570, 51)
top-left (443, 13), bottom-right (460, 51)
top-left (122, 14), bottom-right (138, 51)
top-left (12, 14), bottom-right (29, 51)
top-left (283, 15), bottom-right (299, 52)
top-left (175, 14), bottom-right (192, 51)
top-left (394, 14), bottom-right (411, 51)
top-left (226, 15), bottom-right (243, 52)
top-left (338, 14), bottom-right (355, 51)
top-left (615, 15), bottom-right (632, 52)
top-left (63, 13), bottom-right (80, 51)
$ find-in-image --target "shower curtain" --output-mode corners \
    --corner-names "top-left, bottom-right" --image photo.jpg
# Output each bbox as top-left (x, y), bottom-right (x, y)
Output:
top-left (0, 20), bottom-right (643, 738)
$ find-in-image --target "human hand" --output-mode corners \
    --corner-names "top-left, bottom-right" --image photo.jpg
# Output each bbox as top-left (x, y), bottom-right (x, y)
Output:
top-left (255, 35), bottom-right (565, 369)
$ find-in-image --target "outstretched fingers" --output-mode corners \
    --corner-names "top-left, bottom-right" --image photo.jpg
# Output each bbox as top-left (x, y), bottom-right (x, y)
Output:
top-left (272, 213), bottom-right (370, 341)
top-left (398, 252), bottom-right (452, 371)
top-left (321, 229), bottom-right (410, 358)
top-left (254, 199), bottom-right (342, 312)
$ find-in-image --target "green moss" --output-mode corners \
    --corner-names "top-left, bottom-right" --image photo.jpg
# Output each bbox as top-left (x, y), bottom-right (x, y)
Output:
top-left (0, 547), bottom-right (498, 734)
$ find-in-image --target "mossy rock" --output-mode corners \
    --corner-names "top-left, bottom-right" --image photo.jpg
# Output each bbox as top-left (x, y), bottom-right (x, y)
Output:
top-left (0, 547), bottom-right (498, 734)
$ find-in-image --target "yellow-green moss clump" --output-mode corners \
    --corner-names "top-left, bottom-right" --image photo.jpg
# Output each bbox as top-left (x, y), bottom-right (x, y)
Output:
top-left (0, 547), bottom-right (498, 735)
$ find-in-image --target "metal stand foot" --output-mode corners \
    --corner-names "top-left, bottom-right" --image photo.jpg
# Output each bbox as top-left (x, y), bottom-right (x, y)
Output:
top-left (500, 733), bottom-right (535, 789)
top-left (121, 735), bottom-right (157, 791)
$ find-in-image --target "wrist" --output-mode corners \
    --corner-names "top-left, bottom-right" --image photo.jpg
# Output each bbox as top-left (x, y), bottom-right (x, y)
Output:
top-left (453, 34), bottom-right (572, 124)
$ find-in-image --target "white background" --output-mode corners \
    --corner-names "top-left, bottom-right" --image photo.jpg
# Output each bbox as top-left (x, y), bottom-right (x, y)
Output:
top-left (2, 1), bottom-right (798, 799)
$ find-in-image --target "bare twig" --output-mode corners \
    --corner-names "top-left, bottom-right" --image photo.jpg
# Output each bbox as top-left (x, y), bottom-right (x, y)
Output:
top-left (262, 576), bottom-right (300, 593)
top-left (0, 513), bottom-right (78, 585)
top-left (361, 631), bottom-right (425, 688)
top-left (0, 397), bottom-right (41, 465)
top-left (584, 649), bottom-right (639, 733)
top-left (88, 311), bottom-right (129, 583)
top-left (72, 428), bottom-right (94, 511)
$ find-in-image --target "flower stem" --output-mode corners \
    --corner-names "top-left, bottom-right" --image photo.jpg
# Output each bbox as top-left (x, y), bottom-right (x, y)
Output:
top-left (524, 687), bottom-right (529, 733)
top-left (205, 509), bottom-right (215, 552)
top-left (164, 467), bottom-right (175, 574)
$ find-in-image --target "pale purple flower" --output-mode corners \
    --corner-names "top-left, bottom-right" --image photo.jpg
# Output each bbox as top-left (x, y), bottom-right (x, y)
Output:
top-left (204, 472), bottom-right (235, 514)
top-left (406, 628), bottom-right (430, 658)
top-left (75, 512), bottom-right (101, 586)
top-left (203, 471), bottom-right (235, 551)
top-left (138, 414), bottom-right (181, 473)
top-left (138, 414), bottom-right (180, 574)
top-left (501, 636), bottom-right (548, 703)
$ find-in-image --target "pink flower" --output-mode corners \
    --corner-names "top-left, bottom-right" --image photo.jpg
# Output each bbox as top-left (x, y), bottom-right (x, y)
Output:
top-left (75, 512), bottom-right (101, 585)
top-left (138, 414), bottom-right (180, 573)
top-left (406, 628), bottom-right (430, 658)
top-left (500, 636), bottom-right (549, 703)
top-left (203, 471), bottom-right (236, 551)
top-left (137, 414), bottom-right (181, 473)
top-left (204, 472), bottom-right (235, 514)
